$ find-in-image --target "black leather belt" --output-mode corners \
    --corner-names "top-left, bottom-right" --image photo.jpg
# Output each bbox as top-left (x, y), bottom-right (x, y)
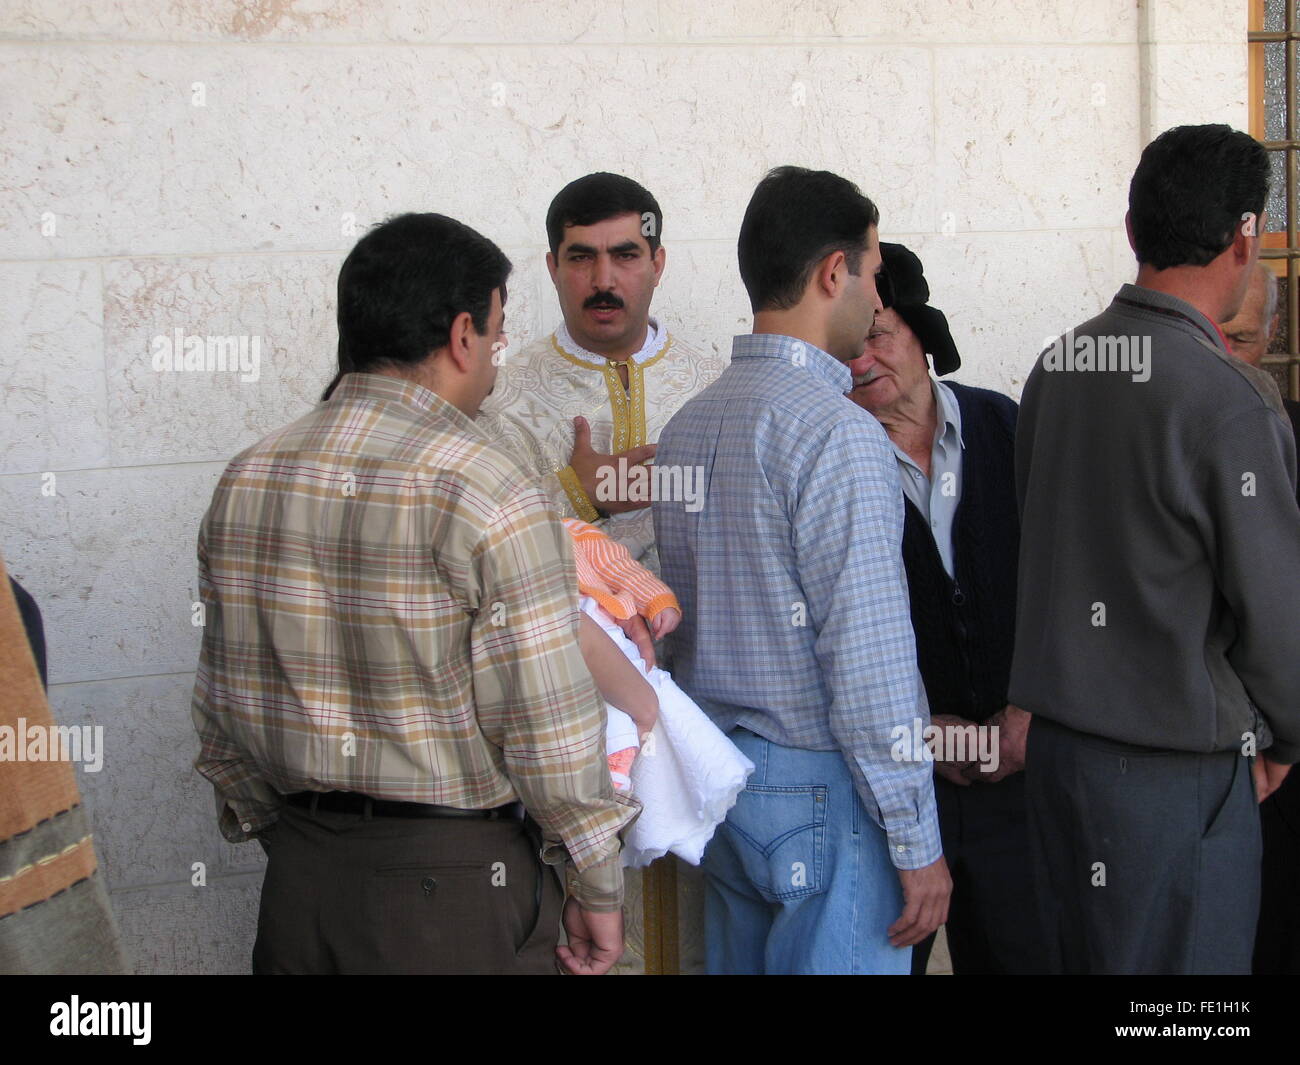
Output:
top-left (286, 791), bottom-right (524, 821)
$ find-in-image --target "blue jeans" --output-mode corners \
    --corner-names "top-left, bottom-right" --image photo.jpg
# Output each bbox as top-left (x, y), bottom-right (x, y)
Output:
top-left (702, 728), bottom-right (911, 974)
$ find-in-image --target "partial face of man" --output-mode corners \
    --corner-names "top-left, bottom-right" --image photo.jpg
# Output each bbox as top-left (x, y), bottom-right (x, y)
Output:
top-left (1223, 268), bottom-right (1276, 368)
top-left (547, 212), bottom-right (665, 358)
top-left (846, 308), bottom-right (930, 415)
top-left (1221, 210), bottom-right (1268, 324)
top-left (826, 225), bottom-right (883, 363)
top-left (470, 287), bottom-right (507, 413)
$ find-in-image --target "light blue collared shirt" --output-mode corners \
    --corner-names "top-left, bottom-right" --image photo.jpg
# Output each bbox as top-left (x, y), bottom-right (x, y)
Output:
top-left (652, 332), bottom-right (941, 869)
top-left (893, 378), bottom-right (964, 578)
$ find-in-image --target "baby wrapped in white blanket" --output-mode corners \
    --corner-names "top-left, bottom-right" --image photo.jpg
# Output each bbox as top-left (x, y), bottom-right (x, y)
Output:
top-left (563, 517), bottom-right (751, 868)
top-left (580, 595), bottom-right (753, 867)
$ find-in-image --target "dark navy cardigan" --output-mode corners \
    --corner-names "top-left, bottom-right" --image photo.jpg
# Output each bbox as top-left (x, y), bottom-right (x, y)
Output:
top-left (899, 382), bottom-right (1019, 724)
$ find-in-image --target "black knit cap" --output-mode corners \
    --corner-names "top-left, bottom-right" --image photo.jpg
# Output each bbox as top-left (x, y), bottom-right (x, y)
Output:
top-left (878, 242), bottom-right (961, 376)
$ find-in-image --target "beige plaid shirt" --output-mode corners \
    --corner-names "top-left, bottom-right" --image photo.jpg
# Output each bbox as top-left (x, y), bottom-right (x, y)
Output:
top-left (191, 372), bottom-right (637, 910)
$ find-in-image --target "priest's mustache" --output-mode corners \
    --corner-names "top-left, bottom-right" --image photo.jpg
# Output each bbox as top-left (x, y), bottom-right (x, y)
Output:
top-left (585, 291), bottom-right (624, 310)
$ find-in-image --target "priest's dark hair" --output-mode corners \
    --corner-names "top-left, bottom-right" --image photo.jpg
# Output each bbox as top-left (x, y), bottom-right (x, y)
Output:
top-left (546, 172), bottom-right (663, 257)
top-left (1128, 124), bottom-right (1269, 271)
top-left (321, 212), bottom-right (511, 401)
top-left (737, 166), bottom-right (878, 313)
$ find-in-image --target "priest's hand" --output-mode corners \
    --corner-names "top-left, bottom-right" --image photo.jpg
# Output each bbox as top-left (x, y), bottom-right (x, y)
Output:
top-left (570, 416), bottom-right (657, 513)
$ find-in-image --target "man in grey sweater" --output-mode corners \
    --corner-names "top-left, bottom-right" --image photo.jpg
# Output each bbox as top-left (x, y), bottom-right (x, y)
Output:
top-left (1011, 124), bottom-right (1300, 974)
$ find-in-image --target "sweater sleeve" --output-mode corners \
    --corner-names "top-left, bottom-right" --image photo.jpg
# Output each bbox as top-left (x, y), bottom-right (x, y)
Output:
top-left (572, 522), bottom-right (679, 620)
top-left (1188, 405), bottom-right (1300, 762)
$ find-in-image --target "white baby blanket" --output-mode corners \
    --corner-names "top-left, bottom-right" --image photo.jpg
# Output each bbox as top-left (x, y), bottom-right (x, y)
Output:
top-left (581, 596), bottom-right (753, 867)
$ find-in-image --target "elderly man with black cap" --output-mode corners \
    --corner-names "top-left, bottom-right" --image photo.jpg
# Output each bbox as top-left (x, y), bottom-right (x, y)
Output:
top-left (847, 243), bottom-right (1046, 975)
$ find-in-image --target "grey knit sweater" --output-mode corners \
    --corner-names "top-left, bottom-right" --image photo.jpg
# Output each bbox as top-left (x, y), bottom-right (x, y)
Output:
top-left (1010, 283), bottom-right (1300, 763)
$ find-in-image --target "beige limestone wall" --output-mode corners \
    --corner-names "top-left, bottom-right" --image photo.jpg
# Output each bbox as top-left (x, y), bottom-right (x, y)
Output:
top-left (0, 0), bottom-right (1249, 972)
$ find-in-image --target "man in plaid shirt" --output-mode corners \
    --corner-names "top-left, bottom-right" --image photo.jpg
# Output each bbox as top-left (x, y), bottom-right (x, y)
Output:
top-left (192, 213), bottom-right (638, 974)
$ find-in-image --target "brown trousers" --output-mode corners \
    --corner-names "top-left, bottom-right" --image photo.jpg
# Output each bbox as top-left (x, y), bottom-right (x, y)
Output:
top-left (252, 803), bottom-right (564, 974)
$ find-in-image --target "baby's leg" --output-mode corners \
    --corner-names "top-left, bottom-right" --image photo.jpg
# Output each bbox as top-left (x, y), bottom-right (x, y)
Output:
top-left (606, 707), bottom-right (639, 793)
top-left (608, 747), bottom-right (637, 793)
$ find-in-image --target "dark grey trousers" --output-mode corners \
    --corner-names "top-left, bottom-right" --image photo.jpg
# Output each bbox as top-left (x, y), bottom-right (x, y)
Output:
top-left (252, 803), bottom-right (564, 974)
top-left (911, 772), bottom-right (1049, 975)
top-left (1025, 715), bottom-right (1260, 974)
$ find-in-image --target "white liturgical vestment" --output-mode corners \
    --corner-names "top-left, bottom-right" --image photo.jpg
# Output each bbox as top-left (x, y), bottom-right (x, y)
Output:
top-left (476, 314), bottom-right (723, 974)
top-left (476, 317), bottom-right (724, 574)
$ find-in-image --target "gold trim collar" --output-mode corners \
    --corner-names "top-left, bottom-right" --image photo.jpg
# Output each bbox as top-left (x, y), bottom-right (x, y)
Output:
top-left (551, 317), bottom-right (672, 371)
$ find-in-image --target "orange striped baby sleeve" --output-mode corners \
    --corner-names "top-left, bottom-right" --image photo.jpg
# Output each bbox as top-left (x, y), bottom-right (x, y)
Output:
top-left (573, 521), bottom-right (679, 621)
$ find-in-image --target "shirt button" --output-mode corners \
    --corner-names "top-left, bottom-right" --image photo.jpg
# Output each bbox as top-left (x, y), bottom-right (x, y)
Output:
top-left (895, 844), bottom-right (907, 854)
top-left (241, 822), bottom-right (252, 832)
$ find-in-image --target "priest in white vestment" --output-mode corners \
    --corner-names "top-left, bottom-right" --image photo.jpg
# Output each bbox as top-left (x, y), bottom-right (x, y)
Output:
top-left (474, 174), bottom-right (724, 975)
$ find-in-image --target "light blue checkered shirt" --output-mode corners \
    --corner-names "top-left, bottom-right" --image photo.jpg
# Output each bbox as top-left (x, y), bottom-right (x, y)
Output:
top-left (652, 332), bottom-right (941, 869)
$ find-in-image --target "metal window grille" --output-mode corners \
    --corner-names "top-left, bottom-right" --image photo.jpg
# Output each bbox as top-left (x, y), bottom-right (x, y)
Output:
top-left (1251, 0), bottom-right (1300, 401)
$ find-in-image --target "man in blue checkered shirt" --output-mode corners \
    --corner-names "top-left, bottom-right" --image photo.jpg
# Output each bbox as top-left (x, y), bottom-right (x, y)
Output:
top-left (652, 167), bottom-right (950, 974)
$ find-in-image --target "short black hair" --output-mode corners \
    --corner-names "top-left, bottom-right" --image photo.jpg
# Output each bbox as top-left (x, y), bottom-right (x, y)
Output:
top-left (1129, 125), bottom-right (1270, 270)
top-left (737, 166), bottom-right (879, 313)
top-left (324, 213), bottom-right (510, 399)
top-left (545, 172), bottom-right (663, 257)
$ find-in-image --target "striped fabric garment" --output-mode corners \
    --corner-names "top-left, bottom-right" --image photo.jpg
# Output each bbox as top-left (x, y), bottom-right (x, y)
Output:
top-left (191, 372), bottom-right (639, 910)
top-left (563, 517), bottom-right (680, 622)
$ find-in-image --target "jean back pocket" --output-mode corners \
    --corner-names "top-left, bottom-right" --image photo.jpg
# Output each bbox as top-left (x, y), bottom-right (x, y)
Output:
top-left (720, 783), bottom-right (827, 902)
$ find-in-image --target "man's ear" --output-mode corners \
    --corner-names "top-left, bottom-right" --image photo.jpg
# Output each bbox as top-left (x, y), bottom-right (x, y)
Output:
top-left (545, 250), bottom-right (558, 286)
top-left (1124, 210), bottom-right (1136, 255)
top-left (651, 244), bottom-right (666, 287)
top-left (816, 249), bottom-right (847, 298)
top-left (1230, 224), bottom-right (1253, 265)
top-left (444, 310), bottom-right (476, 374)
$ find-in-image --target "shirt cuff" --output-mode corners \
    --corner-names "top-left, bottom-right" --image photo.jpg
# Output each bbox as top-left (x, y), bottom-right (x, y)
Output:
top-left (556, 465), bottom-right (601, 524)
top-left (217, 798), bottom-right (282, 844)
top-left (884, 819), bottom-right (942, 871)
top-left (562, 854), bottom-right (625, 912)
